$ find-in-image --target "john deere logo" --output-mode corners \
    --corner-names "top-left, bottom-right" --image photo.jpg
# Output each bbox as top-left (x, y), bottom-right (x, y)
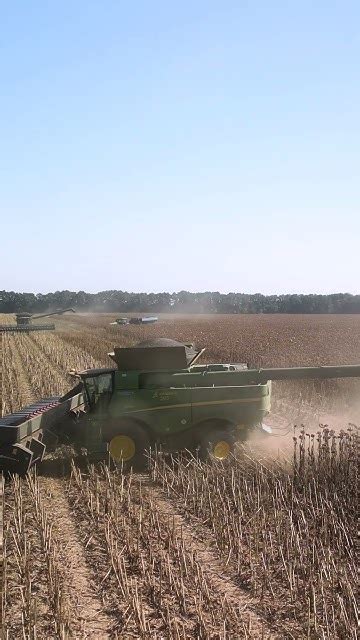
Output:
top-left (153, 390), bottom-right (177, 401)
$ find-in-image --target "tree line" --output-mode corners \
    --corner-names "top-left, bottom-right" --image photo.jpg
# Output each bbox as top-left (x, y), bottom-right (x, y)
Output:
top-left (0, 290), bottom-right (359, 314)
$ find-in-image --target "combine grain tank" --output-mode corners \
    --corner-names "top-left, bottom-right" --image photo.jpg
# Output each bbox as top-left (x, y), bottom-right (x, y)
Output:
top-left (1, 338), bottom-right (360, 475)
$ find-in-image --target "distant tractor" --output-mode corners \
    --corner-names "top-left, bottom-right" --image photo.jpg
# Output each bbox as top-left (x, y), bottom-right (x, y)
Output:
top-left (110, 316), bottom-right (158, 326)
top-left (111, 318), bottom-right (128, 325)
top-left (0, 309), bottom-right (75, 332)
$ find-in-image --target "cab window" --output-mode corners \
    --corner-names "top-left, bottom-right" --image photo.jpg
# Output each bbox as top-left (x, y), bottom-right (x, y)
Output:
top-left (84, 373), bottom-right (113, 407)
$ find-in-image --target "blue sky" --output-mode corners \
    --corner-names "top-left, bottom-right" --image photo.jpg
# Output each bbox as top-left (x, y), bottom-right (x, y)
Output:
top-left (1, 1), bottom-right (359, 294)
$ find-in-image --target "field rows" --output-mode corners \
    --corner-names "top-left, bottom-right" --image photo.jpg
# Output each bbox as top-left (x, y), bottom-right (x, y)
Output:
top-left (1, 331), bottom-right (101, 416)
top-left (1, 314), bottom-right (359, 638)
top-left (2, 436), bottom-right (357, 639)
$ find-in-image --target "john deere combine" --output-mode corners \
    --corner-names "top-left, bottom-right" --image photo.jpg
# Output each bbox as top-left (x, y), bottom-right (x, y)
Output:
top-left (0, 308), bottom-right (75, 332)
top-left (1, 338), bottom-right (360, 474)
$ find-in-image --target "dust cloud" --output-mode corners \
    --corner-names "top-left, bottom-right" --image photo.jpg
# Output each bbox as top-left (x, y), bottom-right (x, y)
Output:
top-left (242, 386), bottom-right (360, 461)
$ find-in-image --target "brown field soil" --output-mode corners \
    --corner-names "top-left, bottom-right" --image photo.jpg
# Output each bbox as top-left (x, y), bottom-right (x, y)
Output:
top-left (0, 313), bottom-right (359, 638)
top-left (55, 313), bottom-right (360, 368)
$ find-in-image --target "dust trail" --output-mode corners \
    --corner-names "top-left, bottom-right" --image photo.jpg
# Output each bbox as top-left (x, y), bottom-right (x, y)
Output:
top-left (245, 405), bottom-right (359, 462)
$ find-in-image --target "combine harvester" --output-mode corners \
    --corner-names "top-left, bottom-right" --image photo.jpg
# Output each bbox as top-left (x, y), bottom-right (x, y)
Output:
top-left (0, 308), bottom-right (75, 332)
top-left (1, 338), bottom-right (360, 475)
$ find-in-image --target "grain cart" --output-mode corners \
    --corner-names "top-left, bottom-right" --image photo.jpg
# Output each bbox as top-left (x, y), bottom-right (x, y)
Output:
top-left (110, 316), bottom-right (158, 326)
top-left (0, 308), bottom-right (75, 332)
top-left (1, 338), bottom-right (360, 474)
top-left (128, 316), bottom-right (158, 325)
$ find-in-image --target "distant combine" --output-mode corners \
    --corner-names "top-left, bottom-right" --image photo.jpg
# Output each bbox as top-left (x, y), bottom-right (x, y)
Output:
top-left (0, 308), bottom-right (75, 332)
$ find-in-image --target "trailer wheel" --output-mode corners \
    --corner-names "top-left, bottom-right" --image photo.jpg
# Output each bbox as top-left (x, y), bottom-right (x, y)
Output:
top-left (198, 428), bottom-right (235, 461)
top-left (108, 421), bottom-right (150, 469)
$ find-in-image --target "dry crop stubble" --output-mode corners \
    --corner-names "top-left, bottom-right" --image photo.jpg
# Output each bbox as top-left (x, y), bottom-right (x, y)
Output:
top-left (148, 428), bottom-right (358, 639)
top-left (2, 438), bottom-right (357, 638)
top-left (67, 462), bottom-right (275, 638)
top-left (0, 313), bottom-right (359, 638)
top-left (1, 330), bottom-right (103, 415)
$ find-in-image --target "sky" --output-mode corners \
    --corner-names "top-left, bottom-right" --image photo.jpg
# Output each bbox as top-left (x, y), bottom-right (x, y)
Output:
top-left (1, 1), bottom-right (359, 295)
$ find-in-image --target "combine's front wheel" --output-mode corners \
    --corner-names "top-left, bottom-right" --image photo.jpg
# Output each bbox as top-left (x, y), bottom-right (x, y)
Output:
top-left (108, 421), bottom-right (150, 469)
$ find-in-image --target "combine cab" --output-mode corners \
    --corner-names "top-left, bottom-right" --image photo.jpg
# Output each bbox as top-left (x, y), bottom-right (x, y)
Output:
top-left (0, 308), bottom-right (75, 332)
top-left (1, 338), bottom-right (360, 474)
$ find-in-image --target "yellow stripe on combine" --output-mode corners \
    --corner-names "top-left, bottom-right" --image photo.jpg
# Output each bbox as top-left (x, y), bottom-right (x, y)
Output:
top-left (125, 396), bottom-right (264, 414)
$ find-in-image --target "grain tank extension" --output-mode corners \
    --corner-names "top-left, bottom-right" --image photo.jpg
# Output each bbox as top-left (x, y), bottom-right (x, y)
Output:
top-left (1, 338), bottom-right (360, 474)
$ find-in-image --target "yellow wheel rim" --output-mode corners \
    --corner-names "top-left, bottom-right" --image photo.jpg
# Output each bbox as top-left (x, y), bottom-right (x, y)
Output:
top-left (109, 435), bottom-right (136, 462)
top-left (213, 440), bottom-right (231, 460)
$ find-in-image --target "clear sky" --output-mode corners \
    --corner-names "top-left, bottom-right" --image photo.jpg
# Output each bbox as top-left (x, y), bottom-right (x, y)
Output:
top-left (1, 1), bottom-right (359, 295)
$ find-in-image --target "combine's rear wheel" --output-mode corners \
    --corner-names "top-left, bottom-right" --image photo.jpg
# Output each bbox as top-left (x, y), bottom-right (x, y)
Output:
top-left (198, 427), bottom-right (235, 461)
top-left (108, 421), bottom-right (150, 470)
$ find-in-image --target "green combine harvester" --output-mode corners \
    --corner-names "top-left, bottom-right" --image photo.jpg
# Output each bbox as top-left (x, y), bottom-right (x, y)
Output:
top-left (1, 338), bottom-right (360, 475)
top-left (0, 308), bottom-right (75, 332)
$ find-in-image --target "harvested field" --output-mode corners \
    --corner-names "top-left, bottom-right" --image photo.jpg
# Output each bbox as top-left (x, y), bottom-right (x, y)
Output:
top-left (0, 313), bottom-right (359, 638)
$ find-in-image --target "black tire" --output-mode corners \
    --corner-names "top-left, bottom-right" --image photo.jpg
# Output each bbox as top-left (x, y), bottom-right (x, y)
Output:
top-left (198, 426), bottom-right (236, 461)
top-left (107, 420), bottom-right (151, 470)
